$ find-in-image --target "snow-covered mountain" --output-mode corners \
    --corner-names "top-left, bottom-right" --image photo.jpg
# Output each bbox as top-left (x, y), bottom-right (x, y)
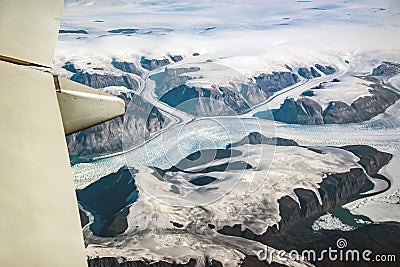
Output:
top-left (56, 0), bottom-right (400, 266)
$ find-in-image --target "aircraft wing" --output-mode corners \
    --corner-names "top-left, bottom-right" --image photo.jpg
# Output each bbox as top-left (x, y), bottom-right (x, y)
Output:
top-left (56, 76), bottom-right (126, 135)
top-left (0, 1), bottom-right (125, 266)
top-left (0, 60), bottom-right (88, 267)
top-left (0, 0), bottom-right (63, 67)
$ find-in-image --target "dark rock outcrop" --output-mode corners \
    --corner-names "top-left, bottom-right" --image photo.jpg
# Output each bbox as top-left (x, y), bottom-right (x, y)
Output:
top-left (272, 97), bottom-right (324, 124)
top-left (240, 82), bottom-right (269, 107)
top-left (108, 28), bottom-right (138, 34)
top-left (77, 166), bottom-right (138, 237)
top-left (270, 78), bottom-right (399, 125)
top-left (350, 84), bottom-right (400, 121)
top-left (300, 90), bottom-right (315, 97)
top-left (221, 222), bottom-right (400, 267)
top-left (153, 148), bottom-right (250, 179)
top-left (154, 134), bottom-right (294, 184)
top-left (218, 145), bottom-right (395, 266)
top-left (341, 145), bottom-right (392, 175)
top-left (169, 55), bottom-right (184, 62)
top-left (213, 71), bottom-right (300, 109)
top-left (71, 72), bottom-right (139, 90)
top-left (298, 67), bottom-right (322, 79)
top-left (67, 92), bottom-right (165, 158)
top-left (159, 84), bottom-right (250, 116)
top-left (79, 209), bottom-right (89, 227)
top-left (153, 66), bottom-right (200, 96)
top-left (284, 65), bottom-right (293, 72)
top-left (111, 60), bottom-right (143, 76)
top-left (310, 67), bottom-right (321, 77)
top-left (167, 161), bottom-right (252, 175)
top-left (372, 61), bottom-right (400, 76)
top-left (253, 72), bottom-right (299, 99)
top-left (189, 176), bottom-right (217, 186)
top-left (241, 256), bottom-right (287, 267)
top-left (59, 29), bottom-right (88, 34)
top-left (62, 61), bottom-right (81, 73)
top-left (153, 67), bottom-right (301, 110)
top-left (301, 223), bottom-right (400, 267)
top-left (311, 82), bottom-right (325, 89)
top-left (227, 132), bottom-right (298, 148)
top-left (88, 257), bottom-right (120, 267)
top-left (174, 149), bottom-right (242, 170)
top-left (140, 57), bottom-right (170, 71)
top-left (314, 64), bottom-right (336, 75)
top-left (323, 101), bottom-right (360, 124)
top-left (274, 167), bottom-right (373, 233)
top-left (298, 67), bottom-right (313, 79)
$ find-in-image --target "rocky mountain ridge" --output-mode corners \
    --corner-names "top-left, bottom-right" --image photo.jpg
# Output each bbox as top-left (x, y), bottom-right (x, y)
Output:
top-left (67, 91), bottom-right (165, 159)
top-left (155, 63), bottom-right (334, 116)
top-left (80, 139), bottom-right (396, 267)
top-left (71, 71), bottom-right (139, 90)
top-left (270, 62), bottom-right (400, 125)
top-left (217, 145), bottom-right (398, 266)
top-left (60, 60), bottom-right (166, 159)
top-left (60, 58), bottom-right (339, 119)
top-left (77, 166), bottom-right (138, 237)
top-left (159, 84), bottom-right (251, 116)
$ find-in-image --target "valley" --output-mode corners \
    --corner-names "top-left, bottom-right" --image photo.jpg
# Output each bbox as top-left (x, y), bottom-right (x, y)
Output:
top-left (56, 0), bottom-right (400, 266)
